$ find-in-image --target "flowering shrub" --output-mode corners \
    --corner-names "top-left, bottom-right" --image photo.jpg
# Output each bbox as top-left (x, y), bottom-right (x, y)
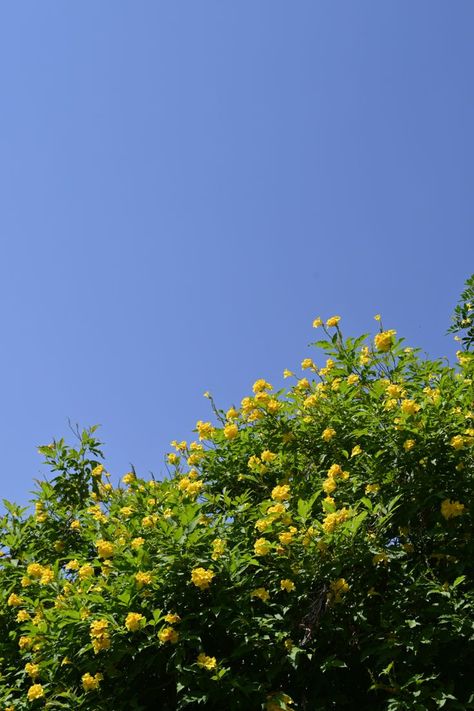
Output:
top-left (1, 284), bottom-right (474, 710)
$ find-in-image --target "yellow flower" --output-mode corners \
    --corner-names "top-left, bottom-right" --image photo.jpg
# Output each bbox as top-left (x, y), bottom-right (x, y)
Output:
top-left (365, 483), bottom-right (380, 494)
top-left (135, 571), bottom-right (153, 587)
top-left (347, 374), bottom-right (359, 386)
top-left (374, 314), bottom-right (381, 321)
top-left (7, 593), bottom-right (23, 607)
top-left (224, 423), bottom-right (238, 440)
top-left (251, 587), bottom-right (270, 602)
top-left (327, 463), bottom-right (345, 479)
top-left (122, 472), bottom-right (136, 485)
top-left (283, 369), bottom-right (294, 378)
top-left (401, 399), bottom-right (421, 415)
top-left (197, 653), bottom-right (217, 671)
top-left (120, 506), bottom-right (134, 517)
top-left (226, 407), bottom-right (239, 420)
top-left (267, 502), bottom-right (286, 516)
top-left (326, 316), bottom-right (341, 328)
top-left (322, 477), bottom-right (336, 494)
top-left (374, 329), bottom-right (396, 352)
top-left (19, 635), bottom-right (33, 650)
top-left (211, 538), bottom-right (226, 560)
top-left (279, 530), bottom-right (295, 546)
top-left (271, 484), bottom-right (291, 502)
top-left (248, 455), bottom-right (267, 474)
top-left (280, 579), bottom-right (295, 592)
top-left (312, 317), bottom-right (323, 328)
top-left (191, 567), bottom-right (215, 590)
top-left (78, 564), bottom-right (95, 580)
top-left (403, 439), bottom-right (415, 452)
top-left (27, 684), bottom-right (44, 701)
top-left (359, 346), bottom-right (371, 365)
top-left (40, 567), bottom-right (54, 585)
top-left (450, 435), bottom-right (465, 450)
top-left (164, 613), bottom-right (181, 624)
top-left (301, 358), bottom-right (315, 370)
top-left (266, 398), bottom-right (281, 413)
top-left (322, 427), bottom-right (336, 442)
top-left (196, 420), bottom-right (215, 441)
top-left (372, 553), bottom-right (389, 565)
top-left (91, 464), bottom-right (104, 478)
top-left (131, 537), bottom-right (145, 549)
top-left (89, 619), bottom-right (111, 654)
top-left (17, 609), bottom-right (30, 622)
top-left (158, 626), bottom-right (179, 643)
top-left (351, 445), bottom-right (362, 457)
top-left (125, 612), bottom-right (145, 632)
top-left (253, 379), bottom-right (272, 393)
top-left (386, 383), bottom-right (404, 398)
top-left (261, 450), bottom-right (277, 463)
top-left (96, 540), bottom-right (115, 559)
top-left (296, 377), bottom-right (310, 390)
top-left (322, 508), bottom-right (350, 534)
top-left (25, 662), bottom-right (40, 679)
top-left (82, 672), bottom-right (103, 691)
top-left (441, 499), bottom-right (465, 520)
top-left (27, 563), bottom-right (44, 579)
top-left (167, 452), bottom-right (180, 465)
top-left (254, 538), bottom-right (272, 556)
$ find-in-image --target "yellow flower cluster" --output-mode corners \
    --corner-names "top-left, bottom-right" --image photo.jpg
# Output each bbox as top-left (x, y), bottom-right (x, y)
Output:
top-left (158, 626), bottom-right (179, 643)
top-left (248, 455), bottom-right (268, 474)
top-left (279, 527), bottom-right (297, 546)
top-left (7, 593), bottom-right (23, 607)
top-left (178, 476), bottom-right (204, 497)
top-left (125, 612), bottom-right (145, 632)
top-left (24, 562), bottom-right (54, 585)
top-left (322, 427), bottom-right (336, 442)
top-left (253, 379), bottom-right (273, 393)
top-left (191, 567), bottom-right (215, 590)
top-left (374, 329), bottom-right (396, 352)
top-left (254, 538), bottom-right (272, 556)
top-left (96, 540), bottom-right (115, 559)
top-left (224, 423), bottom-right (238, 439)
top-left (25, 662), bottom-right (40, 678)
top-left (27, 684), bottom-right (44, 701)
top-left (322, 508), bottom-right (350, 534)
top-left (82, 672), bottom-right (103, 691)
top-left (135, 571), bottom-right (153, 587)
top-left (365, 484), bottom-right (380, 494)
top-left (441, 499), bottom-right (465, 520)
top-left (271, 484), bottom-right (291, 502)
top-left (211, 538), bottom-right (226, 560)
top-left (329, 577), bottom-right (349, 603)
top-left (251, 587), bottom-right (270, 601)
top-left (196, 420), bottom-right (215, 440)
top-left (89, 619), bottom-right (111, 654)
top-left (401, 398), bottom-right (421, 415)
top-left (197, 652), bottom-right (217, 671)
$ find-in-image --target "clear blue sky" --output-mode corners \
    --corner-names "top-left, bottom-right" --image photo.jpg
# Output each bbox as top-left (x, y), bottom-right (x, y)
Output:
top-left (1, 2), bottom-right (473, 505)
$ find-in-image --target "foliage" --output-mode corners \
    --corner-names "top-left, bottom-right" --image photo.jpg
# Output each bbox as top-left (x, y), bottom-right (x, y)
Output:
top-left (447, 273), bottom-right (474, 351)
top-left (1, 294), bottom-right (474, 710)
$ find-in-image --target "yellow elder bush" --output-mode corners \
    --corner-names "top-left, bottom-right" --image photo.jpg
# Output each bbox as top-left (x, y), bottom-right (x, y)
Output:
top-left (1, 290), bottom-right (474, 710)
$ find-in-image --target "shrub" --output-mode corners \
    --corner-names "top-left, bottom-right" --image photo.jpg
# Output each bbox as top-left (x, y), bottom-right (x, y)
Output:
top-left (1, 285), bottom-right (473, 709)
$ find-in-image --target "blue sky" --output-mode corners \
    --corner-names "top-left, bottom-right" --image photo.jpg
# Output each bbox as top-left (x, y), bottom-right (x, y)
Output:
top-left (1, 2), bottom-right (473, 505)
